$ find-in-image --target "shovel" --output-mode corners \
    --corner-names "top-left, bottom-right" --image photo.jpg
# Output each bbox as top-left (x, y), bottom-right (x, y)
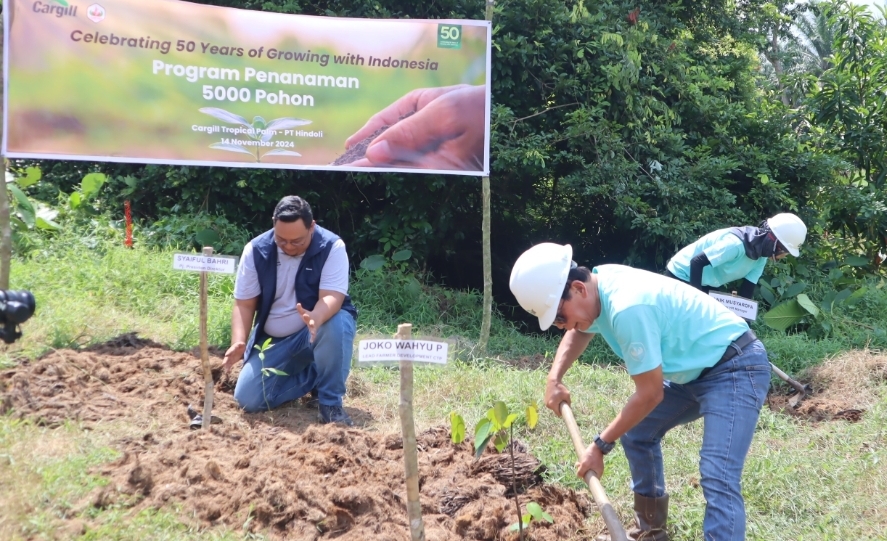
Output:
top-left (560, 402), bottom-right (629, 541)
top-left (769, 363), bottom-right (812, 408)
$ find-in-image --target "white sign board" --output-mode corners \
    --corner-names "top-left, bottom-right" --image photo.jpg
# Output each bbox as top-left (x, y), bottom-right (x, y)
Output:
top-left (358, 339), bottom-right (449, 365)
top-left (172, 253), bottom-right (238, 274)
top-left (709, 292), bottom-right (759, 320)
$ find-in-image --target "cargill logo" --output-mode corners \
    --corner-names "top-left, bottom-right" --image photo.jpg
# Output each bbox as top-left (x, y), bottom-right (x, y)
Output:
top-left (87, 3), bottom-right (106, 22)
top-left (32, 0), bottom-right (78, 17)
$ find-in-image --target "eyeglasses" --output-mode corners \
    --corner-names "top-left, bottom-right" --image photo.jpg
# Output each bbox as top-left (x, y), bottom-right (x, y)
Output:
top-left (554, 298), bottom-right (567, 326)
top-left (274, 234), bottom-right (311, 248)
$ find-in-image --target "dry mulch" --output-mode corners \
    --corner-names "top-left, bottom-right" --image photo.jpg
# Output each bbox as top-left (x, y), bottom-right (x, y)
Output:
top-left (767, 349), bottom-right (887, 422)
top-left (0, 334), bottom-right (592, 541)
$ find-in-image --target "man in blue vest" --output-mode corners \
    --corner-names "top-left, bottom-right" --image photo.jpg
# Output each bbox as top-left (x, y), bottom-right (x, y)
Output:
top-left (222, 196), bottom-right (358, 426)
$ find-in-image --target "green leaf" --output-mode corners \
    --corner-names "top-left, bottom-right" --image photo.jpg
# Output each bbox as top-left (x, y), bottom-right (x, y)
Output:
top-left (68, 191), bottom-right (82, 209)
top-left (526, 403), bottom-right (538, 429)
top-left (16, 166), bottom-right (42, 188)
top-left (845, 287), bottom-right (867, 307)
top-left (821, 291), bottom-right (837, 313)
top-left (784, 282), bottom-right (807, 298)
top-left (81, 173), bottom-right (106, 198)
top-left (9, 185), bottom-right (35, 227)
top-left (360, 254), bottom-right (386, 271)
top-left (503, 413), bottom-right (519, 429)
top-left (492, 400), bottom-right (508, 427)
top-left (474, 418), bottom-right (492, 458)
top-left (843, 256), bottom-right (870, 267)
top-left (262, 367), bottom-right (288, 376)
top-left (199, 107), bottom-right (252, 128)
top-left (405, 277), bottom-right (422, 298)
top-left (195, 229), bottom-right (222, 248)
top-left (761, 299), bottom-right (806, 332)
top-left (796, 294), bottom-right (820, 318)
top-left (392, 249), bottom-right (412, 262)
top-left (759, 282), bottom-right (776, 305)
top-left (527, 502), bottom-right (553, 523)
top-left (209, 143), bottom-right (253, 155)
top-left (493, 431), bottom-right (509, 453)
top-left (833, 288), bottom-right (853, 306)
top-left (262, 149), bottom-right (302, 157)
top-left (35, 216), bottom-right (61, 231)
top-left (449, 412), bottom-right (466, 444)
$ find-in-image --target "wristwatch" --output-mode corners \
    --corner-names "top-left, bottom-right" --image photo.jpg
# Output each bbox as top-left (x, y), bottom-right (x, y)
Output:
top-left (593, 434), bottom-right (616, 455)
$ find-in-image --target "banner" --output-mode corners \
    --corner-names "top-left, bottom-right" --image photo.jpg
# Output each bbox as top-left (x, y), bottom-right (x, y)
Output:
top-left (2, 0), bottom-right (491, 176)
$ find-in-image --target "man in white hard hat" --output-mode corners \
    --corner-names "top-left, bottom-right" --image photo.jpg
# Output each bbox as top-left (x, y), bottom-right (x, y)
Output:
top-left (665, 213), bottom-right (807, 298)
top-left (510, 243), bottom-right (771, 541)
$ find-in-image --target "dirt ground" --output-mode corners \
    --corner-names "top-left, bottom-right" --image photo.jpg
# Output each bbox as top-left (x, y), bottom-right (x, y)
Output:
top-left (766, 350), bottom-right (887, 422)
top-left (0, 334), bottom-right (592, 541)
top-left (2, 336), bottom-right (884, 540)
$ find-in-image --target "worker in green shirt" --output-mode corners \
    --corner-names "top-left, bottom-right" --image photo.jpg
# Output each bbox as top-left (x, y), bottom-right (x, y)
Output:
top-left (665, 213), bottom-right (807, 298)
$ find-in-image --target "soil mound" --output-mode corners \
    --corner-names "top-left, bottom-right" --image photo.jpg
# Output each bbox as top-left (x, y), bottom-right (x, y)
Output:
top-left (0, 336), bottom-right (593, 540)
top-left (768, 350), bottom-right (887, 423)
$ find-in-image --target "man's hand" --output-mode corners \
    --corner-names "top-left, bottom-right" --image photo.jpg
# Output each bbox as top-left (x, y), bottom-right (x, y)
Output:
top-left (576, 443), bottom-right (605, 480)
top-left (345, 85), bottom-right (485, 171)
top-left (545, 379), bottom-right (571, 417)
top-left (296, 303), bottom-right (317, 343)
top-left (223, 341), bottom-right (246, 371)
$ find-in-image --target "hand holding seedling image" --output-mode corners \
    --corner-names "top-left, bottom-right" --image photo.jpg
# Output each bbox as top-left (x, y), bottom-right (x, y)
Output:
top-left (199, 107), bottom-right (310, 163)
top-left (342, 85), bottom-right (485, 171)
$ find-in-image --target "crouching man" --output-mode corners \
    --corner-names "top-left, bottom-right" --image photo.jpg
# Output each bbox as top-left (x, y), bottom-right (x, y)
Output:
top-left (223, 196), bottom-right (357, 426)
top-left (509, 243), bottom-right (771, 541)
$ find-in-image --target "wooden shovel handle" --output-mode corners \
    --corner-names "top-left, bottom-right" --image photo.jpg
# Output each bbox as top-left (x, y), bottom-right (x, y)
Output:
top-left (560, 402), bottom-right (629, 541)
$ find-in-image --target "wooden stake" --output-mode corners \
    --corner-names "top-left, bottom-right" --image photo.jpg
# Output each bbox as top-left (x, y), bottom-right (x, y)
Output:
top-left (397, 323), bottom-right (425, 541)
top-left (200, 246), bottom-right (214, 430)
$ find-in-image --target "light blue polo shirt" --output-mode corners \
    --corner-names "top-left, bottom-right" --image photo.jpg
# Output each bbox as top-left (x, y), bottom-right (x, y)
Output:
top-left (666, 228), bottom-right (768, 287)
top-left (586, 265), bottom-right (749, 383)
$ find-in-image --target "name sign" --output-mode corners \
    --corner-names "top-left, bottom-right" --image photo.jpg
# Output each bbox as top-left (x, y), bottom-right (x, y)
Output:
top-left (709, 292), bottom-right (758, 320)
top-left (358, 339), bottom-right (449, 365)
top-left (172, 253), bottom-right (238, 274)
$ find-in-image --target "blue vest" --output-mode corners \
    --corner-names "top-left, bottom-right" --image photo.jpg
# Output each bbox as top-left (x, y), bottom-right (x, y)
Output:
top-left (246, 225), bottom-right (357, 353)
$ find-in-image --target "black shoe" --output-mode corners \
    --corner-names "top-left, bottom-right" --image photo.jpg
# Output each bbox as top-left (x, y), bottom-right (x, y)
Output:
top-left (303, 388), bottom-right (319, 409)
top-left (187, 404), bottom-right (223, 429)
top-left (318, 404), bottom-right (353, 426)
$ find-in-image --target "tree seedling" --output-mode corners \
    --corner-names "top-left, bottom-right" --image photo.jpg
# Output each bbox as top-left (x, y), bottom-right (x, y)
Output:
top-left (254, 338), bottom-right (287, 411)
top-left (509, 501), bottom-right (554, 533)
top-left (450, 401), bottom-right (551, 540)
top-left (199, 107), bottom-right (310, 162)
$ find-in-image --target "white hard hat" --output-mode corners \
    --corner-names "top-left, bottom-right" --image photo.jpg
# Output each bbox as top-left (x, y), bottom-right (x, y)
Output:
top-left (509, 243), bottom-right (573, 330)
top-left (767, 213), bottom-right (807, 257)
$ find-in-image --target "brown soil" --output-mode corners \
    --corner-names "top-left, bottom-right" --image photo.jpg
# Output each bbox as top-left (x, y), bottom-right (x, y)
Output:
top-left (767, 350), bottom-right (887, 423)
top-left (331, 112), bottom-right (415, 166)
top-left (0, 333), bottom-right (592, 541)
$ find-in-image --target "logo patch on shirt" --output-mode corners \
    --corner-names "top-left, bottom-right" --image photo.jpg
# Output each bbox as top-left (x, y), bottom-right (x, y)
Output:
top-left (627, 342), bottom-right (646, 362)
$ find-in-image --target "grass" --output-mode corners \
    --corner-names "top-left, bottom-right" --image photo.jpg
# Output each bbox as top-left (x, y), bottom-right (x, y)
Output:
top-left (2, 230), bottom-right (887, 539)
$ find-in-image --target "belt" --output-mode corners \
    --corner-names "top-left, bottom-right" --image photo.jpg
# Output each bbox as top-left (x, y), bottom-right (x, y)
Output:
top-left (699, 329), bottom-right (757, 379)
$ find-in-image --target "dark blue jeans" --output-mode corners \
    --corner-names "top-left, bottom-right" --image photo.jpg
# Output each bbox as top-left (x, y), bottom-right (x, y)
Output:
top-left (233, 311), bottom-right (356, 413)
top-left (621, 340), bottom-right (771, 541)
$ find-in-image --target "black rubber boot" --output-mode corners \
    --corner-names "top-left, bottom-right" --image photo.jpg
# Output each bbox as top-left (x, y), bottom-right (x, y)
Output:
top-left (596, 492), bottom-right (669, 541)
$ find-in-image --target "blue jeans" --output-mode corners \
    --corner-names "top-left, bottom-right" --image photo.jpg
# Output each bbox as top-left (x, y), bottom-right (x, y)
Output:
top-left (621, 340), bottom-right (771, 541)
top-left (233, 310), bottom-right (356, 413)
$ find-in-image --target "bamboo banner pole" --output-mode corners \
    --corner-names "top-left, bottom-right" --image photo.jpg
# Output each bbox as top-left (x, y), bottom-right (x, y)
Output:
top-left (200, 246), bottom-right (215, 430)
top-left (559, 402), bottom-right (628, 541)
top-left (478, 0), bottom-right (495, 355)
top-left (397, 323), bottom-right (425, 541)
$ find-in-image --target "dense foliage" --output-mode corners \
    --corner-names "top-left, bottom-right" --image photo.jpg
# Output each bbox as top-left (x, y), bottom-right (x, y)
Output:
top-left (10, 0), bottom-right (887, 332)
